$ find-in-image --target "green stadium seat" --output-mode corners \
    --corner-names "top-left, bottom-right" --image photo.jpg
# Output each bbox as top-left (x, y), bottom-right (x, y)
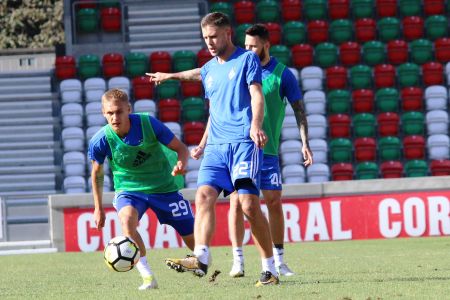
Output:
top-left (329, 138), bottom-right (353, 163)
top-left (352, 0), bottom-right (374, 19)
top-left (210, 2), bottom-right (233, 18)
top-left (173, 50), bottom-right (197, 72)
top-left (425, 15), bottom-right (449, 41)
top-left (256, 0), bottom-right (280, 22)
top-left (405, 160), bottom-right (428, 177)
top-left (182, 97), bottom-right (205, 122)
top-left (314, 42), bottom-right (338, 68)
top-left (330, 19), bottom-right (353, 45)
top-left (362, 41), bottom-right (386, 66)
top-left (77, 8), bottom-right (98, 33)
top-left (353, 113), bottom-right (376, 137)
top-left (375, 88), bottom-right (399, 112)
top-left (397, 63), bottom-right (420, 87)
top-left (355, 162), bottom-right (379, 179)
top-left (304, 0), bottom-right (327, 20)
top-left (350, 65), bottom-right (372, 89)
top-left (156, 79), bottom-right (179, 99)
top-left (379, 136), bottom-right (401, 161)
top-left (100, 0), bottom-right (120, 8)
top-left (327, 90), bottom-right (351, 114)
top-left (78, 54), bottom-right (100, 80)
top-left (283, 21), bottom-right (306, 46)
top-left (401, 111), bottom-right (425, 135)
top-left (399, 0), bottom-right (421, 16)
top-left (125, 52), bottom-right (147, 77)
top-left (235, 23), bottom-right (252, 47)
top-left (377, 17), bottom-right (401, 43)
top-left (410, 39), bottom-right (433, 65)
top-left (269, 45), bottom-right (291, 66)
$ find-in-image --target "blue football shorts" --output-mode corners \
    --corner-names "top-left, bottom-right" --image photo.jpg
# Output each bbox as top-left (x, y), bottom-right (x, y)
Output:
top-left (113, 191), bottom-right (194, 236)
top-left (260, 154), bottom-right (283, 191)
top-left (197, 142), bottom-right (262, 196)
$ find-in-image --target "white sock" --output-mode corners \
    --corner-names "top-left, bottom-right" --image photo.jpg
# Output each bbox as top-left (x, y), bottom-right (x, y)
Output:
top-left (273, 247), bottom-right (284, 267)
top-left (232, 247), bottom-right (244, 265)
top-left (193, 245), bottom-right (210, 265)
top-left (261, 256), bottom-right (277, 276)
top-left (136, 256), bottom-right (153, 278)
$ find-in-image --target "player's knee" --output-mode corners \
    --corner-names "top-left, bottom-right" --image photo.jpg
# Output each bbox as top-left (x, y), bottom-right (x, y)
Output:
top-left (195, 187), bottom-right (217, 209)
top-left (119, 215), bottom-right (137, 234)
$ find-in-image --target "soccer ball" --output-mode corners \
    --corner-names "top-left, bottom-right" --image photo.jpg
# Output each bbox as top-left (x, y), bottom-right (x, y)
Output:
top-left (104, 236), bottom-right (140, 272)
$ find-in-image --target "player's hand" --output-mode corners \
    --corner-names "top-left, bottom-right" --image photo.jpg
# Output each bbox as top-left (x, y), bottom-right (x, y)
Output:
top-left (250, 125), bottom-right (268, 148)
top-left (171, 160), bottom-right (187, 176)
top-left (94, 207), bottom-right (105, 230)
top-left (302, 145), bottom-right (313, 167)
top-left (190, 145), bottom-right (204, 160)
top-left (146, 72), bottom-right (170, 85)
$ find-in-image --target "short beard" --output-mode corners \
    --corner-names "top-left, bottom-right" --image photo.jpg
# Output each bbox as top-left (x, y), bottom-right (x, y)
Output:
top-left (258, 50), bottom-right (267, 62)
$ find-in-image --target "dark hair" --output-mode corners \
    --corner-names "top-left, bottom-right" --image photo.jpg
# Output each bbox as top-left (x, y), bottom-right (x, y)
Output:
top-left (201, 12), bottom-right (231, 28)
top-left (245, 24), bottom-right (269, 42)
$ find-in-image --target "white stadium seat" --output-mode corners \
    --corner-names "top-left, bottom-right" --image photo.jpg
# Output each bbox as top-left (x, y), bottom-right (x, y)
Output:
top-left (427, 134), bottom-right (450, 160)
top-left (185, 170), bottom-right (198, 189)
top-left (63, 176), bottom-right (86, 194)
top-left (300, 66), bottom-right (323, 91)
top-left (134, 99), bottom-right (157, 117)
top-left (164, 122), bottom-right (181, 140)
top-left (281, 115), bottom-right (300, 141)
top-left (86, 126), bottom-right (103, 142)
top-left (426, 110), bottom-right (448, 135)
top-left (60, 79), bottom-right (82, 103)
top-left (108, 76), bottom-right (130, 96)
top-left (282, 164), bottom-right (305, 184)
top-left (306, 114), bottom-right (327, 139)
top-left (306, 163), bottom-right (330, 183)
top-left (84, 77), bottom-right (106, 102)
top-left (85, 102), bottom-right (106, 126)
top-left (309, 138), bottom-right (328, 163)
top-left (303, 90), bottom-right (326, 115)
top-left (62, 127), bottom-right (85, 152)
top-left (61, 103), bottom-right (83, 128)
top-left (63, 151), bottom-right (86, 176)
top-left (280, 139), bottom-right (302, 166)
top-left (425, 85), bottom-right (447, 111)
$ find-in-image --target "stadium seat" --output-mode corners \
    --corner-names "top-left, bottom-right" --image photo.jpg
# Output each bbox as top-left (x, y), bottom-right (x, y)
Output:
top-left (85, 102), bottom-right (105, 127)
top-left (307, 114), bottom-right (327, 139)
top-left (427, 134), bottom-right (450, 159)
top-left (380, 161), bottom-right (403, 178)
top-left (386, 40), bottom-right (408, 65)
top-left (64, 176), bottom-right (86, 194)
top-left (304, 90), bottom-right (326, 115)
top-left (55, 56), bottom-right (76, 80)
top-left (102, 53), bottom-right (124, 78)
top-left (422, 62), bottom-right (444, 86)
top-left (315, 42), bottom-right (338, 68)
top-left (282, 164), bottom-right (306, 184)
top-left (158, 99), bottom-right (181, 122)
top-left (185, 170), bottom-right (199, 188)
top-left (164, 122), bottom-right (181, 140)
top-left (63, 151), bottom-right (86, 177)
top-left (62, 127), bottom-right (85, 152)
top-left (187, 146), bottom-right (203, 171)
top-left (349, 65), bottom-right (372, 89)
top-left (108, 76), bottom-right (130, 96)
top-left (280, 140), bottom-right (303, 165)
top-left (309, 139), bottom-right (328, 163)
top-left (100, 7), bottom-right (121, 32)
top-left (269, 45), bottom-right (290, 66)
top-left (352, 89), bottom-right (375, 113)
top-left (181, 81), bottom-right (202, 98)
top-left (234, 1), bottom-right (255, 24)
top-left (76, 8), bottom-right (98, 33)
top-left (306, 163), bottom-right (330, 183)
top-left (434, 38), bottom-right (450, 63)
top-left (376, 0), bottom-right (397, 17)
top-left (281, 0), bottom-right (302, 21)
top-left (300, 66), bottom-right (323, 91)
top-left (291, 44), bottom-right (314, 68)
top-left (410, 39), bottom-right (433, 65)
top-left (377, 17), bottom-right (401, 43)
top-left (282, 115), bottom-right (300, 140)
top-left (61, 103), bottom-right (83, 128)
top-left (401, 111), bottom-right (425, 135)
top-left (426, 110), bottom-right (449, 135)
top-left (355, 137), bottom-right (376, 162)
top-left (399, 0), bottom-right (421, 16)
top-left (256, 0), bottom-right (280, 22)
top-left (375, 88), bottom-right (399, 112)
top-left (283, 21), bottom-right (305, 46)
top-left (183, 122), bottom-right (205, 145)
top-left (355, 18), bottom-right (376, 43)
top-left (156, 79), bottom-right (179, 99)
top-left (134, 99), bottom-right (156, 116)
top-left (374, 64), bottom-right (395, 88)
top-left (99, 0), bottom-right (120, 8)
top-left (173, 50), bottom-right (197, 73)
top-left (150, 51), bottom-right (172, 73)
top-left (196, 48), bottom-right (212, 68)
top-left (307, 20), bottom-right (329, 45)
top-left (235, 23), bottom-right (252, 47)
top-left (78, 54), bottom-right (101, 80)
top-left (125, 52), bottom-right (147, 77)
top-left (425, 15), bottom-right (448, 40)
top-left (423, 0), bottom-right (446, 15)
top-left (326, 66), bottom-right (347, 90)
top-left (329, 138), bottom-right (352, 162)
top-left (331, 163), bottom-right (353, 181)
top-left (86, 126), bottom-right (102, 142)
top-left (353, 113), bottom-right (376, 137)
top-left (182, 97), bottom-right (205, 122)
top-left (401, 87), bottom-right (423, 111)
top-left (403, 135), bottom-right (426, 159)
top-left (404, 160), bottom-right (428, 177)
top-left (329, 19), bottom-right (353, 45)
top-left (328, 0), bottom-right (350, 20)
top-left (328, 114), bottom-right (351, 138)
top-left (352, 0), bottom-right (374, 19)
top-left (379, 136), bottom-right (401, 161)
top-left (397, 63), bottom-right (420, 87)
top-left (265, 22), bottom-right (282, 45)
top-left (430, 159), bottom-right (450, 176)
top-left (377, 112), bottom-right (400, 136)
top-left (328, 90), bottom-right (350, 114)
top-left (132, 76), bottom-right (154, 100)
top-left (402, 16), bottom-right (424, 41)
top-left (362, 41), bottom-right (386, 66)
top-left (210, 2), bottom-right (233, 18)
top-left (303, 0), bottom-right (327, 20)
top-left (60, 79), bottom-right (82, 103)
top-left (355, 162), bottom-right (378, 180)
top-left (425, 85), bottom-right (447, 111)
top-left (339, 42), bottom-right (361, 67)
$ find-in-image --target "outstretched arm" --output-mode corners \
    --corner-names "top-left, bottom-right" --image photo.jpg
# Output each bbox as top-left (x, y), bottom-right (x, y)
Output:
top-left (146, 68), bottom-right (201, 85)
top-left (91, 161), bottom-right (106, 230)
top-left (290, 100), bottom-right (313, 167)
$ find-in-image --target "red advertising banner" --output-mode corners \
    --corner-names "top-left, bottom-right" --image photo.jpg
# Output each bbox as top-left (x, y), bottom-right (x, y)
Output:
top-left (64, 190), bottom-right (450, 252)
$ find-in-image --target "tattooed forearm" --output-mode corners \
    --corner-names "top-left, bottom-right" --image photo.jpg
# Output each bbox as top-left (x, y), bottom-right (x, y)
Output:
top-left (176, 68), bottom-right (201, 81)
top-left (291, 100), bottom-right (310, 148)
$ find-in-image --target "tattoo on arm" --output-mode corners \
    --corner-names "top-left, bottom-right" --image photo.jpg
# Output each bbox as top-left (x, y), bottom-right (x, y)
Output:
top-left (291, 101), bottom-right (310, 148)
top-left (177, 68), bottom-right (201, 81)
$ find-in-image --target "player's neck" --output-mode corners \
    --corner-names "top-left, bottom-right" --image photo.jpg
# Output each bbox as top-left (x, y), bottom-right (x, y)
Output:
top-left (261, 56), bottom-right (270, 66)
top-left (114, 119), bottom-right (131, 138)
top-left (217, 44), bottom-right (236, 64)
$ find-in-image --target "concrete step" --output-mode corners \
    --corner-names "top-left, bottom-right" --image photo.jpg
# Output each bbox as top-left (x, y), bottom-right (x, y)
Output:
top-left (129, 31), bottom-right (200, 42)
top-left (0, 140), bottom-right (58, 151)
top-left (0, 148), bottom-right (54, 159)
top-left (0, 156), bottom-right (55, 167)
top-left (0, 124), bottom-right (53, 135)
top-left (128, 6), bottom-right (199, 18)
top-left (0, 76), bottom-right (50, 86)
top-left (129, 38), bottom-right (202, 49)
top-left (0, 71), bottom-right (51, 79)
top-left (0, 180), bottom-right (55, 192)
top-left (0, 190), bottom-right (57, 197)
top-left (0, 116), bottom-right (57, 126)
top-left (0, 107), bottom-right (52, 118)
top-left (128, 15), bottom-right (200, 26)
top-left (0, 173), bottom-right (55, 184)
top-left (0, 240), bottom-right (53, 252)
top-left (0, 100), bottom-right (53, 111)
top-left (0, 165), bottom-right (59, 175)
top-left (128, 23), bottom-right (200, 34)
top-left (5, 224), bottom-right (50, 241)
top-left (1, 131), bottom-right (54, 143)
top-left (0, 84), bottom-right (51, 94)
top-left (130, 45), bottom-right (203, 55)
top-left (0, 92), bottom-right (54, 102)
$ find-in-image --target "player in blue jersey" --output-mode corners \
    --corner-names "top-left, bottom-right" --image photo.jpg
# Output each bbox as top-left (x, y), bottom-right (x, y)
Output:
top-left (88, 89), bottom-right (194, 290)
top-left (151, 13), bottom-right (279, 286)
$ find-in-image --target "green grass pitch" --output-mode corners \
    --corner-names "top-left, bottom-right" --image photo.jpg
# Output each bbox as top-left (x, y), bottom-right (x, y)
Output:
top-left (1, 237), bottom-right (449, 299)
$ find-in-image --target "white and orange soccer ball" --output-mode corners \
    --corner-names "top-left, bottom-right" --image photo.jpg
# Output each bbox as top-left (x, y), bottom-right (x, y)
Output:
top-left (104, 236), bottom-right (140, 272)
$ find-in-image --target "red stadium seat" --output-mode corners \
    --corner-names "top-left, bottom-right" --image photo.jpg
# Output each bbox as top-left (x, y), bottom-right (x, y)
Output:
top-left (355, 18), bottom-right (376, 43)
top-left (281, 0), bottom-right (301, 21)
top-left (265, 22), bottom-right (282, 45)
top-left (387, 40), bottom-right (408, 65)
top-left (328, 0), bottom-right (350, 20)
top-left (326, 66), bottom-right (347, 90)
top-left (150, 51), bottom-right (171, 73)
top-left (380, 161), bottom-right (403, 178)
top-left (331, 163), bottom-right (353, 180)
top-left (55, 56), bottom-right (76, 80)
top-left (197, 48), bottom-right (213, 67)
top-left (403, 135), bottom-right (425, 159)
top-left (291, 44), bottom-right (313, 67)
top-left (132, 76), bottom-right (154, 100)
top-left (423, 0), bottom-right (445, 16)
top-left (102, 53), bottom-right (124, 78)
top-left (339, 42), bottom-right (361, 67)
top-left (422, 62), bottom-right (444, 86)
top-left (181, 81), bottom-right (202, 98)
top-left (355, 137), bottom-right (376, 162)
top-left (234, 1), bottom-right (256, 24)
top-left (307, 20), bottom-right (329, 45)
top-left (430, 159), bottom-right (450, 176)
top-left (374, 64), bottom-right (396, 88)
top-left (183, 121), bottom-right (206, 145)
top-left (77, 0), bottom-right (96, 9)
top-left (352, 89), bottom-right (374, 113)
top-left (158, 98), bottom-right (181, 122)
top-left (434, 38), bottom-right (450, 63)
top-left (376, 0), bottom-right (397, 17)
top-left (402, 16), bottom-right (424, 41)
top-left (377, 112), bottom-right (400, 137)
top-left (328, 114), bottom-right (351, 138)
top-left (401, 87), bottom-right (423, 111)
top-left (101, 7), bottom-right (121, 32)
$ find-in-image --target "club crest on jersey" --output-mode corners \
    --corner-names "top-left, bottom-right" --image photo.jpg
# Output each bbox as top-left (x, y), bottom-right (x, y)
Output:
top-left (228, 67), bottom-right (236, 80)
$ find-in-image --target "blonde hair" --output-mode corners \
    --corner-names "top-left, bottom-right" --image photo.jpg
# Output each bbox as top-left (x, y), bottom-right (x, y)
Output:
top-left (101, 88), bottom-right (129, 105)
